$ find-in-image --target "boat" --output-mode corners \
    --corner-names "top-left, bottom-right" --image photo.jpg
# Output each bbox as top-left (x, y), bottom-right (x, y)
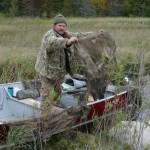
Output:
top-left (0, 78), bottom-right (129, 148)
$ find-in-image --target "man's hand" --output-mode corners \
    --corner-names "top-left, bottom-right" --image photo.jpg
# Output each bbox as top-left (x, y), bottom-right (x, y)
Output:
top-left (66, 37), bottom-right (78, 46)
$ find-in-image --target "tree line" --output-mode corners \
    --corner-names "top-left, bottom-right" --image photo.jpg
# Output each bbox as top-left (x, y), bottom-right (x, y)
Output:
top-left (0, 0), bottom-right (149, 17)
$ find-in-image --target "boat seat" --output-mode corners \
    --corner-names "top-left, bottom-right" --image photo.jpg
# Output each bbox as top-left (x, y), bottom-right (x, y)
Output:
top-left (11, 97), bottom-right (41, 108)
top-left (18, 98), bottom-right (41, 108)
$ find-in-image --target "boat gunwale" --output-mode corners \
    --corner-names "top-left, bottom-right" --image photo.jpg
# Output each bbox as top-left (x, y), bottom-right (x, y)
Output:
top-left (87, 91), bottom-right (127, 105)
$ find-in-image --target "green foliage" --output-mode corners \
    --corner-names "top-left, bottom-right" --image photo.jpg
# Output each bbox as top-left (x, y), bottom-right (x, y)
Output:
top-left (145, 144), bottom-right (150, 150)
top-left (9, 0), bottom-right (22, 16)
top-left (41, 88), bottom-right (61, 116)
top-left (0, 0), bottom-right (12, 15)
top-left (107, 52), bottom-right (133, 86)
top-left (6, 126), bottom-right (33, 150)
top-left (0, 0), bottom-right (150, 17)
top-left (45, 131), bottom-right (99, 150)
top-left (61, 0), bottom-right (74, 16)
top-left (41, 0), bottom-right (64, 17)
top-left (91, 0), bottom-right (109, 9)
top-left (6, 115), bottom-right (132, 150)
top-left (72, 0), bottom-right (96, 17)
top-left (123, 0), bottom-right (150, 17)
top-left (123, 0), bottom-right (131, 16)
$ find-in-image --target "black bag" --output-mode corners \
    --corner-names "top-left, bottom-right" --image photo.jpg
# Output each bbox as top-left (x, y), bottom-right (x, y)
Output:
top-left (16, 89), bottom-right (40, 100)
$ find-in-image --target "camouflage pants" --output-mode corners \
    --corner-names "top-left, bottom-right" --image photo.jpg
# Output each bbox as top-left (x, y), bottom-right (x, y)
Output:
top-left (40, 76), bottom-right (63, 114)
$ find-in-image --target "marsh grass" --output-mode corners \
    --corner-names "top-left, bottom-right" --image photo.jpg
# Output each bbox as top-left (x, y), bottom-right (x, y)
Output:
top-left (6, 125), bottom-right (34, 150)
top-left (44, 110), bottom-right (133, 150)
top-left (0, 16), bottom-right (150, 82)
top-left (0, 17), bottom-right (149, 68)
top-left (1, 16), bottom-right (150, 149)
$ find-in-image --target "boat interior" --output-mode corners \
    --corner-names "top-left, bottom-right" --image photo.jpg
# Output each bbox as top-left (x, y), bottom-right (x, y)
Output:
top-left (0, 82), bottom-right (41, 124)
top-left (0, 81), bottom-right (90, 124)
top-left (0, 80), bottom-right (123, 124)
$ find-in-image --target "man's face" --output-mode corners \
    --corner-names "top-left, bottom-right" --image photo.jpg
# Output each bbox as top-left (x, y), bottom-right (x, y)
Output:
top-left (53, 23), bottom-right (67, 35)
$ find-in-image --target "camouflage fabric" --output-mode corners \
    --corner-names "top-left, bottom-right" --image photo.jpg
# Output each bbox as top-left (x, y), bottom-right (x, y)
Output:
top-left (40, 76), bottom-right (62, 108)
top-left (35, 29), bottom-right (67, 80)
top-left (35, 28), bottom-right (93, 81)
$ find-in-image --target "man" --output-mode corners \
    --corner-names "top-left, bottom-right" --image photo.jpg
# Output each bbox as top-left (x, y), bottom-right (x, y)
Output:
top-left (35, 14), bottom-right (92, 113)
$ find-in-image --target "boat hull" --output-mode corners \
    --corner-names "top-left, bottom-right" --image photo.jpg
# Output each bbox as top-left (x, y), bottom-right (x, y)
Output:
top-left (0, 81), bottom-right (128, 145)
top-left (87, 92), bottom-right (127, 118)
top-left (73, 91), bottom-right (127, 127)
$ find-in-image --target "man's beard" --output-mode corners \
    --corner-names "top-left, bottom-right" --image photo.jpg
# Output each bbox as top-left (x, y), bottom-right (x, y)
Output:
top-left (58, 30), bottom-right (65, 35)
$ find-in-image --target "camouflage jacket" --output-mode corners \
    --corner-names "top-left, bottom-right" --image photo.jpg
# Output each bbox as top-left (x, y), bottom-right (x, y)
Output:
top-left (35, 28), bottom-right (93, 80)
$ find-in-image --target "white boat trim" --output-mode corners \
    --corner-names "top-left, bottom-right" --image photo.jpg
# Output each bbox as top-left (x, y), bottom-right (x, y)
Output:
top-left (87, 91), bottom-right (127, 105)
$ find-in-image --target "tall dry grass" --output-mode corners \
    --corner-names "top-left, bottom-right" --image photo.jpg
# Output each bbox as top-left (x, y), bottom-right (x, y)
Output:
top-left (0, 16), bottom-right (150, 62)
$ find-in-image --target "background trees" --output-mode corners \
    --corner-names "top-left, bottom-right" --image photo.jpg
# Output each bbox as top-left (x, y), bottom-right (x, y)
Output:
top-left (0, 0), bottom-right (149, 17)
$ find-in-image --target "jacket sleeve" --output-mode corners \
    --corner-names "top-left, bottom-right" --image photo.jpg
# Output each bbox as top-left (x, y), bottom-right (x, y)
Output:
top-left (43, 34), bottom-right (68, 52)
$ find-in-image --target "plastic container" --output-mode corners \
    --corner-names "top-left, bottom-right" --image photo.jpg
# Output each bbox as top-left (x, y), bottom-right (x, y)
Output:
top-left (8, 87), bottom-right (14, 96)
top-left (105, 84), bottom-right (116, 93)
top-left (104, 84), bottom-right (116, 98)
top-left (13, 87), bottom-right (21, 97)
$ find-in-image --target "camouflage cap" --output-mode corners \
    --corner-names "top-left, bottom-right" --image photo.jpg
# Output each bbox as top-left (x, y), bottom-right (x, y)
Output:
top-left (54, 14), bottom-right (67, 25)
